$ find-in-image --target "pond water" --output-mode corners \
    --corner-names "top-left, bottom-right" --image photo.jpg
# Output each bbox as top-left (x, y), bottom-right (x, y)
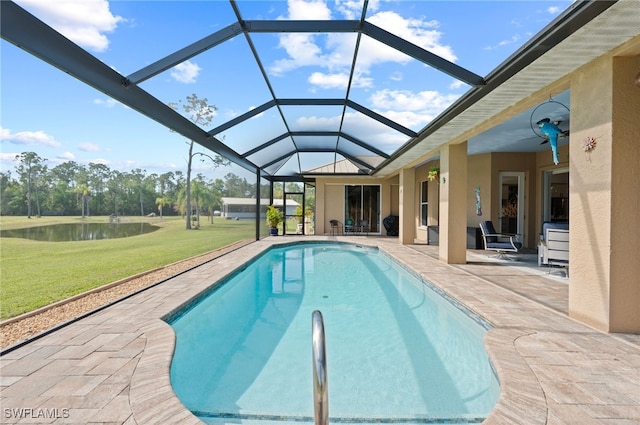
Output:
top-left (0, 222), bottom-right (160, 241)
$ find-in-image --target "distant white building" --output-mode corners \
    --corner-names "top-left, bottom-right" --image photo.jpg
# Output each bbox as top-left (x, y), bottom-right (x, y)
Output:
top-left (220, 198), bottom-right (299, 220)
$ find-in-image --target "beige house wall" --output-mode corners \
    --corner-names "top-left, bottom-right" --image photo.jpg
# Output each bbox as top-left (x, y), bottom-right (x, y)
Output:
top-left (569, 49), bottom-right (640, 332)
top-left (609, 55), bottom-right (640, 332)
top-left (466, 154), bottom-right (491, 229)
top-left (314, 177), bottom-right (394, 235)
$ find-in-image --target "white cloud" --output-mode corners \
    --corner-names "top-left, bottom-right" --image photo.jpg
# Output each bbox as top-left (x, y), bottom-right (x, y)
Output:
top-left (449, 80), bottom-right (467, 90)
top-left (484, 34), bottom-right (522, 51)
top-left (294, 112), bottom-right (407, 151)
top-left (0, 153), bottom-right (21, 166)
top-left (270, 2), bottom-right (457, 91)
top-left (389, 72), bottom-right (403, 82)
top-left (334, 0), bottom-right (379, 19)
top-left (16, 0), bottom-right (123, 52)
top-left (270, 33), bottom-right (328, 75)
top-left (368, 89), bottom-right (460, 127)
top-left (308, 72), bottom-right (373, 89)
top-left (341, 112), bottom-right (408, 148)
top-left (295, 114), bottom-right (340, 129)
top-left (93, 97), bottom-right (119, 108)
top-left (78, 142), bottom-right (101, 152)
top-left (365, 11), bottom-right (456, 63)
top-left (285, 0), bottom-right (332, 20)
top-left (170, 61), bottom-right (201, 84)
top-left (248, 106), bottom-right (265, 120)
top-left (547, 6), bottom-right (561, 14)
top-left (370, 89), bottom-right (454, 111)
top-left (57, 152), bottom-right (76, 161)
top-left (88, 158), bottom-right (111, 166)
top-left (0, 127), bottom-right (61, 147)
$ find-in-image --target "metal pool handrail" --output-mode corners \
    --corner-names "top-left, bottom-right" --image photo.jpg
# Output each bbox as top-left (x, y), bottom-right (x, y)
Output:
top-left (312, 310), bottom-right (328, 425)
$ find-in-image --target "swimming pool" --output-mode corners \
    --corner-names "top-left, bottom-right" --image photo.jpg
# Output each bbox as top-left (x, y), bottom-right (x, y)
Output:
top-left (166, 242), bottom-right (499, 424)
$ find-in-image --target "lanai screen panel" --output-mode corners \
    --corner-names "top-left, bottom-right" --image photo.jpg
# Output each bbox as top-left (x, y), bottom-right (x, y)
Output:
top-left (293, 135), bottom-right (339, 152)
top-left (139, 47), bottom-right (273, 132)
top-left (349, 35), bottom-right (465, 135)
top-left (250, 32), bottom-right (357, 100)
top-left (1, 0), bottom-right (592, 180)
top-left (341, 107), bottom-right (409, 155)
top-left (281, 105), bottom-right (346, 133)
top-left (217, 110), bottom-right (290, 156)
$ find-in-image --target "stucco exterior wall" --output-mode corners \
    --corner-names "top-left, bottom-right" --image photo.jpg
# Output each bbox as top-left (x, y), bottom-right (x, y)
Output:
top-left (568, 48), bottom-right (640, 332)
top-left (315, 177), bottom-right (394, 235)
top-left (467, 154), bottom-right (492, 228)
top-left (609, 55), bottom-right (640, 332)
top-left (569, 54), bottom-right (614, 331)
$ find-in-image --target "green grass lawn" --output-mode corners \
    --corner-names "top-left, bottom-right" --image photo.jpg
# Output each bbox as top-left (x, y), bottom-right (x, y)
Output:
top-left (0, 215), bottom-right (260, 320)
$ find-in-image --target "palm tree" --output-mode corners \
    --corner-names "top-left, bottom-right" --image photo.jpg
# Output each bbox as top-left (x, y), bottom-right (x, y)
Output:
top-left (77, 183), bottom-right (91, 217)
top-left (155, 196), bottom-right (170, 219)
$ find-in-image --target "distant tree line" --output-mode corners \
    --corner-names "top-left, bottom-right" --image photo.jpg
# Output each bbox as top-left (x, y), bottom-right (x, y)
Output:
top-left (0, 151), bottom-right (273, 220)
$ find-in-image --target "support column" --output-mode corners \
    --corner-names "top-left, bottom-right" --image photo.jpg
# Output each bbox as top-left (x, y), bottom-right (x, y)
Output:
top-left (256, 170), bottom-right (261, 240)
top-left (569, 54), bottom-right (640, 332)
top-left (398, 167), bottom-right (415, 245)
top-left (439, 142), bottom-right (468, 264)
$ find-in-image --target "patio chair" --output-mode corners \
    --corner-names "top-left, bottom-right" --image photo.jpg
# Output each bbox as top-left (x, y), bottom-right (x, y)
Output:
top-left (479, 220), bottom-right (522, 260)
top-left (344, 219), bottom-right (354, 234)
top-left (329, 219), bottom-right (342, 235)
top-left (356, 219), bottom-right (370, 235)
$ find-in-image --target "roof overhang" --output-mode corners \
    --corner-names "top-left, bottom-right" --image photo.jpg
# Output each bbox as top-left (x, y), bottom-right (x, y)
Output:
top-left (374, 0), bottom-right (639, 177)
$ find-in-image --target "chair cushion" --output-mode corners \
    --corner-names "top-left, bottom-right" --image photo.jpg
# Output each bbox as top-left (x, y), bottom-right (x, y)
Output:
top-left (480, 221), bottom-right (498, 243)
top-left (487, 241), bottom-right (522, 250)
top-left (541, 221), bottom-right (568, 242)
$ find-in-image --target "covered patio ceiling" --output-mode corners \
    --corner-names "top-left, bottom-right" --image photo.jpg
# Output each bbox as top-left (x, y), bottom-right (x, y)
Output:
top-left (2, 0), bottom-right (636, 181)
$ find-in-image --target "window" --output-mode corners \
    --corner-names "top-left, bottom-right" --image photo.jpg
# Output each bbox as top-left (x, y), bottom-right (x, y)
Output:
top-left (420, 180), bottom-right (428, 227)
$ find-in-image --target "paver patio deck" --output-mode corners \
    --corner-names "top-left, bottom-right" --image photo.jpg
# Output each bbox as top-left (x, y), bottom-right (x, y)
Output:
top-left (1, 236), bottom-right (639, 424)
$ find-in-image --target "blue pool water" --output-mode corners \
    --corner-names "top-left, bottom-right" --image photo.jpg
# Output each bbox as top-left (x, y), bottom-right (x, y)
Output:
top-left (166, 242), bottom-right (499, 424)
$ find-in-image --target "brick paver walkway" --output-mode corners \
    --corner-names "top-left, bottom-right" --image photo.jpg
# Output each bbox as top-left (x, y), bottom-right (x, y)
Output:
top-left (1, 237), bottom-right (638, 424)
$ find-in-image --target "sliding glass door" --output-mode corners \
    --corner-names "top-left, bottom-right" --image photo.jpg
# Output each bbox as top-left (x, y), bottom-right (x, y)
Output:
top-left (542, 168), bottom-right (569, 223)
top-left (344, 185), bottom-right (380, 233)
top-left (498, 172), bottom-right (524, 236)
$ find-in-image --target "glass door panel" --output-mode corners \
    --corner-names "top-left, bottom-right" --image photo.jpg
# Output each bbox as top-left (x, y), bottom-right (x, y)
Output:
top-left (542, 169), bottom-right (569, 223)
top-left (498, 172), bottom-right (524, 237)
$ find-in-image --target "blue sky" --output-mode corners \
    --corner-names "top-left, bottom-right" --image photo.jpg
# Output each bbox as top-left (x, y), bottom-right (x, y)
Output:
top-left (1, 0), bottom-right (570, 179)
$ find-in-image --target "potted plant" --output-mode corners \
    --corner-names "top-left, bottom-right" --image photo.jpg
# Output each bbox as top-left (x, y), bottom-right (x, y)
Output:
top-left (427, 166), bottom-right (440, 183)
top-left (266, 205), bottom-right (283, 236)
